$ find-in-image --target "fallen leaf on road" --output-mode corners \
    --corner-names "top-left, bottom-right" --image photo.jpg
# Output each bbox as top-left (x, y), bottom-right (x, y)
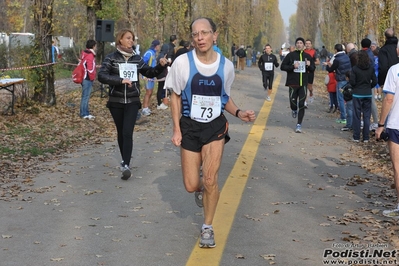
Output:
top-left (50, 258), bottom-right (64, 261)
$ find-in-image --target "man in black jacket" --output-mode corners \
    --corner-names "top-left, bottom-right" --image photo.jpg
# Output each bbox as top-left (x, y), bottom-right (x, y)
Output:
top-left (378, 28), bottom-right (399, 88)
top-left (281, 37), bottom-right (315, 133)
top-left (258, 44), bottom-right (279, 101)
top-left (159, 35), bottom-right (177, 64)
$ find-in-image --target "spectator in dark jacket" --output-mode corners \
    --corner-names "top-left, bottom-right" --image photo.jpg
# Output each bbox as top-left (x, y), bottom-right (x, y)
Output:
top-left (360, 38), bottom-right (375, 69)
top-left (350, 50), bottom-right (377, 142)
top-left (325, 43), bottom-right (351, 124)
top-left (378, 28), bottom-right (399, 87)
top-left (346, 42), bottom-right (358, 67)
top-left (236, 45), bottom-right (246, 70)
top-left (175, 40), bottom-right (191, 58)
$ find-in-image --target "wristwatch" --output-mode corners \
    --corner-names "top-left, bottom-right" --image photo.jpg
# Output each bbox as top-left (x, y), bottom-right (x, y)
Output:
top-left (378, 123), bottom-right (385, 127)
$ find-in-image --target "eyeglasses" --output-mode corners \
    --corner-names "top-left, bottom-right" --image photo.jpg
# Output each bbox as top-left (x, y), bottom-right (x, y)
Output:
top-left (191, 30), bottom-right (213, 39)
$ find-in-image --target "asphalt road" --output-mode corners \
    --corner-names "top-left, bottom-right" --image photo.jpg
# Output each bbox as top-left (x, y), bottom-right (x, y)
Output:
top-left (0, 66), bottom-right (394, 266)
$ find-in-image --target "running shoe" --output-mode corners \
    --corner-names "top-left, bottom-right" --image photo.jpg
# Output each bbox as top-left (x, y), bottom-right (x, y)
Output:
top-left (341, 127), bottom-right (351, 131)
top-left (157, 103), bottom-right (168, 110)
top-left (199, 228), bottom-right (216, 248)
top-left (292, 110), bottom-right (297, 118)
top-left (352, 138), bottom-right (360, 143)
top-left (141, 107), bottom-right (151, 116)
top-left (309, 96), bottom-right (314, 103)
top-left (83, 115), bottom-right (95, 120)
top-left (382, 208), bottom-right (399, 218)
top-left (121, 165), bottom-right (131, 180)
top-left (266, 96), bottom-right (271, 102)
top-left (370, 123), bottom-right (378, 132)
top-left (295, 124), bottom-right (302, 133)
top-left (336, 119), bottom-right (346, 124)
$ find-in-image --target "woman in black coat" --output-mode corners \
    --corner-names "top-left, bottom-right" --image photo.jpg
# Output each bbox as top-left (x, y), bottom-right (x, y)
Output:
top-left (98, 29), bottom-right (168, 180)
top-left (349, 50), bottom-right (377, 142)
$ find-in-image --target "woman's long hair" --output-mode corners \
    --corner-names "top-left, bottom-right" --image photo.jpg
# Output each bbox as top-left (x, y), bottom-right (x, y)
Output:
top-left (356, 50), bottom-right (370, 69)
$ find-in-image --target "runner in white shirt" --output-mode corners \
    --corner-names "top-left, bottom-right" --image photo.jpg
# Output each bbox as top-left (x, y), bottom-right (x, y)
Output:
top-left (165, 17), bottom-right (256, 248)
top-left (375, 42), bottom-right (399, 218)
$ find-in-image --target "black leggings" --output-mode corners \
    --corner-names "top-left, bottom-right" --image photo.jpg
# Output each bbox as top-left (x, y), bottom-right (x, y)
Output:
top-left (108, 103), bottom-right (140, 166)
top-left (289, 86), bottom-right (307, 124)
top-left (157, 81), bottom-right (166, 105)
top-left (262, 72), bottom-right (274, 90)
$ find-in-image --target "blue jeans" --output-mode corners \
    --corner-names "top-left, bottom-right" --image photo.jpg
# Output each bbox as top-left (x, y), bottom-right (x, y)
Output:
top-left (345, 100), bottom-right (353, 128)
top-left (246, 59), bottom-right (252, 67)
top-left (80, 79), bottom-right (93, 117)
top-left (352, 97), bottom-right (371, 141)
top-left (336, 81), bottom-right (346, 120)
top-left (328, 92), bottom-right (338, 108)
top-left (320, 58), bottom-right (326, 71)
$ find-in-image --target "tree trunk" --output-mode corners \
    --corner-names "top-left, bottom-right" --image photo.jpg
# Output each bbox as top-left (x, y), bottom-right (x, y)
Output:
top-left (32, 0), bottom-right (56, 106)
top-left (87, 6), bottom-right (96, 40)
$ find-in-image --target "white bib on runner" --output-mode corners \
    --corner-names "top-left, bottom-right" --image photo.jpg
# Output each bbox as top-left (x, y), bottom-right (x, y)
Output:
top-left (264, 62), bottom-right (273, 71)
top-left (190, 94), bottom-right (221, 123)
top-left (293, 61), bottom-right (306, 73)
top-left (119, 63), bottom-right (138, 81)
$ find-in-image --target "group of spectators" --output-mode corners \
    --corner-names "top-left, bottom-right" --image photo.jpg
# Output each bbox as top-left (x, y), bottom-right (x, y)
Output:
top-left (323, 28), bottom-right (399, 143)
top-left (230, 43), bottom-right (258, 70)
top-left (323, 28), bottom-right (399, 219)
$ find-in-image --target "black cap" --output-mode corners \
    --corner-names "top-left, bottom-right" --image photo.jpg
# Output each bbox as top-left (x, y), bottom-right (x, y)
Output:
top-left (295, 37), bottom-right (305, 45)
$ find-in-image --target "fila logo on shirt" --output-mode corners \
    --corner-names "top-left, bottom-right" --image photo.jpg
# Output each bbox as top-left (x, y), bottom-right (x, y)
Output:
top-left (199, 79), bottom-right (215, 86)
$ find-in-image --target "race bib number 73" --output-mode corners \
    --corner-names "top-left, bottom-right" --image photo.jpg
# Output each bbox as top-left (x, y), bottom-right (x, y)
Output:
top-left (191, 95), bottom-right (221, 123)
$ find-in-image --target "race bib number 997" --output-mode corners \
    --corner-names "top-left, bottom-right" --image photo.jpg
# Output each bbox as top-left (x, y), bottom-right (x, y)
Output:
top-left (119, 63), bottom-right (138, 81)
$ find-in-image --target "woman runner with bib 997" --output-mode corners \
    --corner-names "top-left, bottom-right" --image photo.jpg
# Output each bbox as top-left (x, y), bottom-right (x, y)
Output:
top-left (98, 29), bottom-right (169, 180)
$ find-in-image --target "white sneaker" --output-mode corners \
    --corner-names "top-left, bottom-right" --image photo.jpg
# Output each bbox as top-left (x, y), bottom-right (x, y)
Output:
top-left (141, 107), bottom-right (151, 116)
top-left (309, 96), bottom-right (314, 103)
top-left (83, 115), bottom-right (95, 120)
top-left (382, 208), bottom-right (399, 218)
top-left (266, 96), bottom-right (271, 102)
top-left (157, 103), bottom-right (168, 110)
top-left (370, 123), bottom-right (378, 131)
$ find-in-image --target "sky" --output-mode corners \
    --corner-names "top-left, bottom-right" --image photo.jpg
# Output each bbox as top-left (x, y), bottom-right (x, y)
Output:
top-left (279, 0), bottom-right (297, 26)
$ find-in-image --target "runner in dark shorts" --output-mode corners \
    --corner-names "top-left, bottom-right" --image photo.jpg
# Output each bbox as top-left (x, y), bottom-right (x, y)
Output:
top-left (308, 72), bottom-right (315, 84)
top-left (180, 115), bottom-right (230, 152)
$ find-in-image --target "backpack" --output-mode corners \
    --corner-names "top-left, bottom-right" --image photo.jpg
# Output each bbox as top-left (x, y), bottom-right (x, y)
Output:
top-left (236, 48), bottom-right (246, 58)
top-left (341, 82), bottom-right (353, 101)
top-left (320, 48), bottom-right (328, 58)
top-left (72, 53), bottom-right (86, 84)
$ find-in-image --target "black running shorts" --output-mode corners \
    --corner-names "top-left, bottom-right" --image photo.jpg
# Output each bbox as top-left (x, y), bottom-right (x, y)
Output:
top-left (308, 72), bottom-right (315, 84)
top-left (180, 114), bottom-right (230, 152)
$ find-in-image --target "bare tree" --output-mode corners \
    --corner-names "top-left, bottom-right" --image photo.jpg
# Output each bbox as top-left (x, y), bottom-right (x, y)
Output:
top-left (31, 0), bottom-right (56, 106)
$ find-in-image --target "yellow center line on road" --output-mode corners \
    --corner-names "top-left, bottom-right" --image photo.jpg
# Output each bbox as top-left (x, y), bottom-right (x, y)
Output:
top-left (186, 73), bottom-right (282, 266)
